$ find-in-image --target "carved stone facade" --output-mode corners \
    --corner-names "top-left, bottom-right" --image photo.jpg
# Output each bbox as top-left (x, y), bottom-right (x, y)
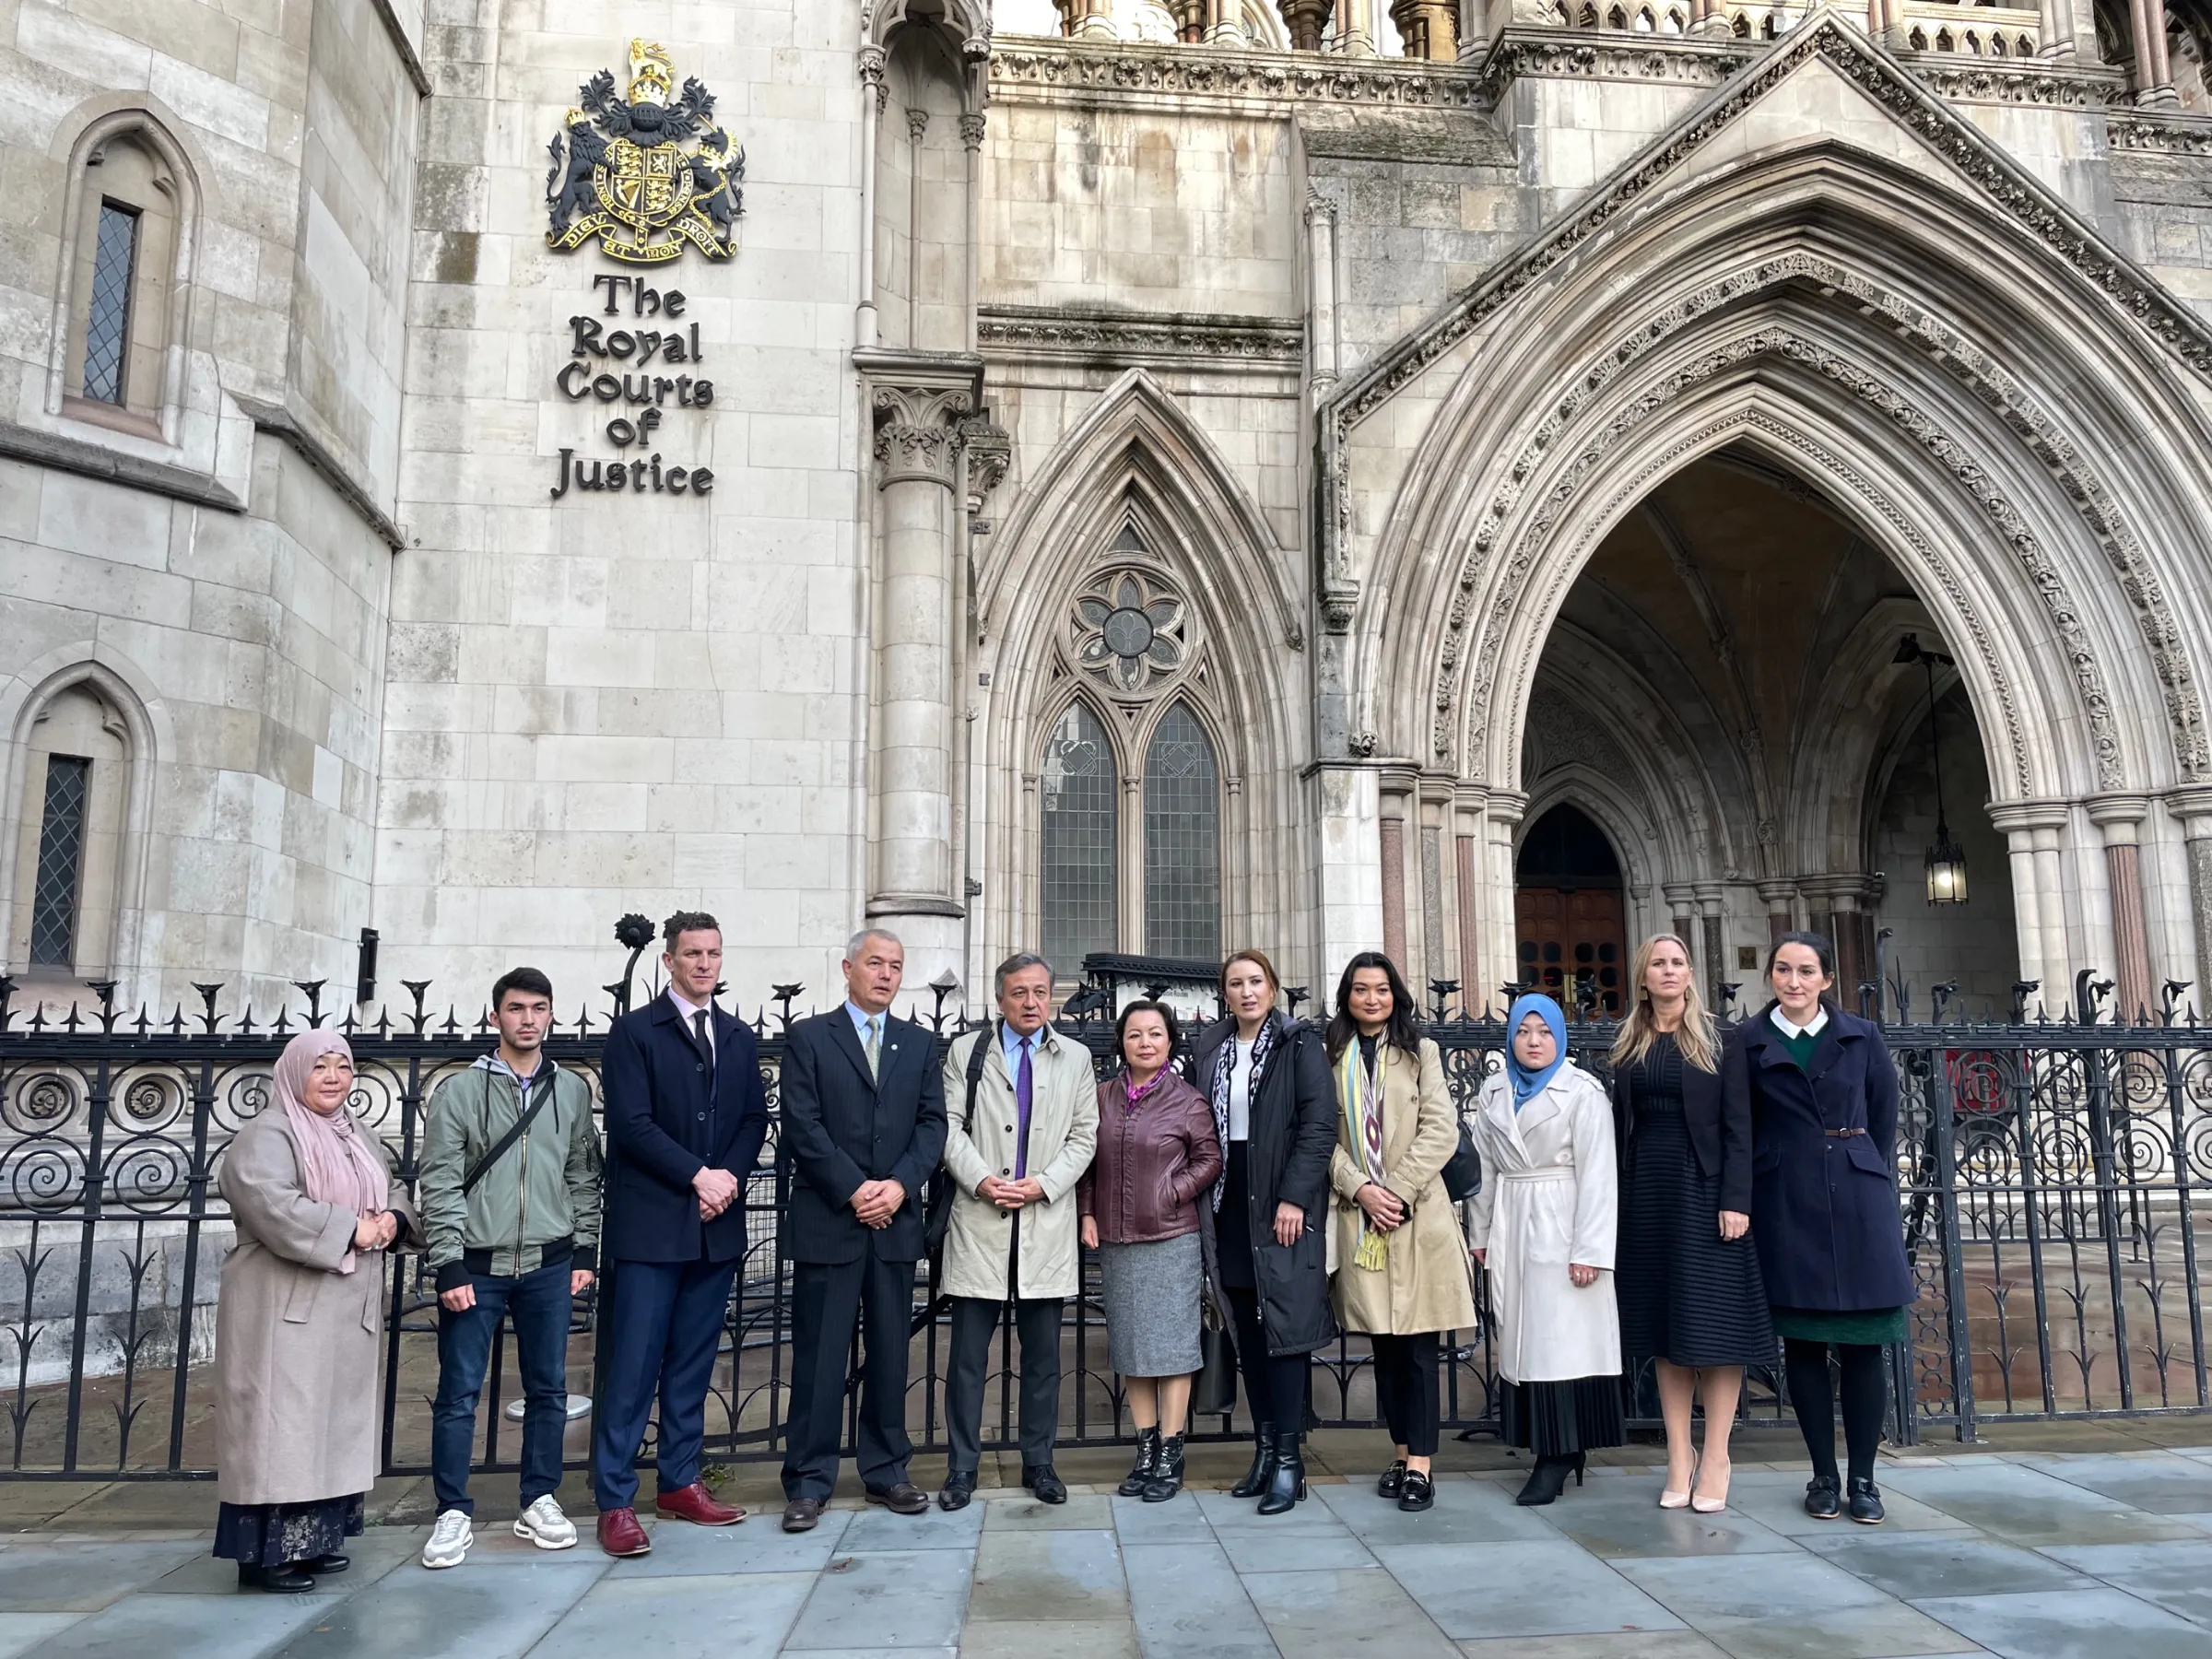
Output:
top-left (7, 2), bottom-right (2212, 1024)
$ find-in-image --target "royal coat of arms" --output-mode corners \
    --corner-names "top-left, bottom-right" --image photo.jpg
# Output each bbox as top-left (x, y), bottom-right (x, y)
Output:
top-left (546, 40), bottom-right (744, 264)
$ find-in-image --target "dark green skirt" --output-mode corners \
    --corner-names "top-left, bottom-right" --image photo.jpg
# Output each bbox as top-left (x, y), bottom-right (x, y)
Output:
top-left (1771, 1305), bottom-right (1907, 1345)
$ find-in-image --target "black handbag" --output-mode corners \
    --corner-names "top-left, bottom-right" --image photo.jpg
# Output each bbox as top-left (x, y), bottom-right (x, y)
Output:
top-left (924, 1024), bottom-right (994, 1256)
top-left (1192, 1323), bottom-right (1237, 1418)
top-left (1441, 1115), bottom-right (1482, 1203)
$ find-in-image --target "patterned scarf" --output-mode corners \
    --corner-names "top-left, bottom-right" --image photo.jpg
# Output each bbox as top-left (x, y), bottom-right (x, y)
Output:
top-left (1207, 1015), bottom-right (1277, 1213)
top-left (1338, 1041), bottom-right (1390, 1271)
top-left (1122, 1067), bottom-right (1171, 1114)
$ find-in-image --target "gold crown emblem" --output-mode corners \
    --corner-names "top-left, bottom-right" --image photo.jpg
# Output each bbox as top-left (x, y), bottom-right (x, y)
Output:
top-left (628, 38), bottom-right (674, 102)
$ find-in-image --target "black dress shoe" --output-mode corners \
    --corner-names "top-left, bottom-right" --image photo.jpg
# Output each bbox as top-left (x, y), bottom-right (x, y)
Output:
top-left (305, 1554), bottom-right (348, 1574)
top-left (782, 1498), bottom-right (823, 1533)
top-left (238, 1562), bottom-right (315, 1594)
top-left (1023, 1465), bottom-right (1067, 1504)
top-left (866, 1482), bottom-right (931, 1516)
top-left (1804, 1475), bottom-right (1843, 1520)
top-left (1377, 1459), bottom-right (1408, 1500)
top-left (938, 1471), bottom-right (976, 1512)
top-left (1847, 1477), bottom-right (1886, 1524)
top-left (1397, 1469), bottom-right (1435, 1512)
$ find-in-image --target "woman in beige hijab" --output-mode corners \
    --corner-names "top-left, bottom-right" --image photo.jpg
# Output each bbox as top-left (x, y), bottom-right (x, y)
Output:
top-left (212, 1031), bottom-right (415, 1593)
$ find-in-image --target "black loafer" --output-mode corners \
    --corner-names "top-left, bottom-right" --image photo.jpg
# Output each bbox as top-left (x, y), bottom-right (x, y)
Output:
top-left (1377, 1460), bottom-right (1407, 1500)
top-left (305, 1553), bottom-right (348, 1574)
top-left (238, 1563), bottom-right (315, 1594)
top-left (1397, 1469), bottom-right (1435, 1512)
top-left (1847, 1477), bottom-right (1886, 1524)
top-left (1023, 1465), bottom-right (1067, 1504)
top-left (938, 1471), bottom-right (976, 1512)
top-left (1804, 1475), bottom-right (1843, 1520)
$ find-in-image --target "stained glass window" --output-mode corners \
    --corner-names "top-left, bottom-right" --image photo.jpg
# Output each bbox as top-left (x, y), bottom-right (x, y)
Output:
top-left (1041, 703), bottom-right (1117, 970)
top-left (83, 203), bottom-right (139, 406)
top-left (1143, 702), bottom-right (1220, 962)
top-left (29, 757), bottom-right (90, 968)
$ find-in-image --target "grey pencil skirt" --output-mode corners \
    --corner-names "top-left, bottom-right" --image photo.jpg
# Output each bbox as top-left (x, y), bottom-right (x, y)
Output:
top-left (1097, 1230), bottom-right (1205, 1378)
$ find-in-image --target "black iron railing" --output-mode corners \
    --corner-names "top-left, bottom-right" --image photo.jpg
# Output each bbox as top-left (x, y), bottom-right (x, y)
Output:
top-left (0, 966), bottom-right (2207, 1478)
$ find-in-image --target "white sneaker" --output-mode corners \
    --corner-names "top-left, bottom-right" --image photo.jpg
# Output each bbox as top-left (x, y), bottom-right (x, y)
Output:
top-left (514, 1494), bottom-right (579, 1550)
top-left (422, 1508), bottom-right (474, 1570)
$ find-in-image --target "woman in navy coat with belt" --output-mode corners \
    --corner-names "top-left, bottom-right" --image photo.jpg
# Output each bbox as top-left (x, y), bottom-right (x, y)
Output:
top-left (1722, 931), bottom-right (1913, 1526)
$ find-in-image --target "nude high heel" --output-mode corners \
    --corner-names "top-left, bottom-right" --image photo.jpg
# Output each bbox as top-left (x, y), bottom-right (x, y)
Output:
top-left (1690, 1455), bottom-right (1732, 1514)
top-left (1659, 1458), bottom-right (1696, 1510)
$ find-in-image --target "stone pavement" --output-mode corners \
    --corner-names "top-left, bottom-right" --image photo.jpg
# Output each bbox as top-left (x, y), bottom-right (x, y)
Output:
top-left (10, 1435), bottom-right (2212, 1658)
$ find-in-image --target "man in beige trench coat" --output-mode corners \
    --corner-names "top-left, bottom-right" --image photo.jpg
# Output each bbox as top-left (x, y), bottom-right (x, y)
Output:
top-left (935, 953), bottom-right (1098, 1510)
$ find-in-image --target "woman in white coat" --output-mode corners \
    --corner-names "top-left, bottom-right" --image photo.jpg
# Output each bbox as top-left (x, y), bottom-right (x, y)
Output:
top-left (1468, 993), bottom-right (1623, 1506)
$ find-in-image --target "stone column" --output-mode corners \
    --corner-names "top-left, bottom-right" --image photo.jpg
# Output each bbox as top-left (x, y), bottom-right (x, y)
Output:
top-left (856, 47), bottom-right (884, 348)
top-left (1338, 0), bottom-right (1379, 53)
top-left (1316, 763), bottom-right (1385, 1002)
top-left (1455, 789), bottom-right (1488, 1016)
top-left (1281, 0), bottom-right (1335, 49)
top-left (2171, 788), bottom-right (2212, 1016)
top-left (2088, 794), bottom-right (2156, 1022)
top-left (1989, 800), bottom-right (2070, 1005)
top-left (1485, 792), bottom-right (1528, 1006)
top-left (1391, 0), bottom-right (1459, 54)
top-left (856, 351), bottom-right (981, 976)
top-left (1757, 878), bottom-right (1798, 947)
top-left (2133, 0), bottom-right (2177, 103)
top-left (1662, 882), bottom-right (1697, 948)
top-left (1694, 884), bottom-right (1726, 1011)
top-left (1055, 0), bottom-right (1117, 36)
top-left (1380, 806), bottom-right (1408, 969)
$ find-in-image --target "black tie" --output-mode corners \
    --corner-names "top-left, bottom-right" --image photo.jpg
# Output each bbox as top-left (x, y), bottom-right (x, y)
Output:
top-left (693, 1009), bottom-right (711, 1056)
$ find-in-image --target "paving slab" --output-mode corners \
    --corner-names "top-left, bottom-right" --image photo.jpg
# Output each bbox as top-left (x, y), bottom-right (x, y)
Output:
top-left (1241, 1563), bottom-right (1463, 1659)
top-left (981, 1491), bottom-right (1114, 1530)
top-left (1879, 1459), bottom-right (2207, 1545)
top-left (1800, 1528), bottom-right (2093, 1600)
top-left (2035, 1536), bottom-right (2212, 1627)
top-left (1691, 1601), bottom-right (1987, 1659)
top-left (958, 1615), bottom-right (1143, 1658)
top-left (1908, 1585), bottom-right (2212, 1659)
top-left (264, 1554), bottom-right (603, 1659)
top-left (1120, 1539), bottom-right (1277, 1659)
top-left (526, 1570), bottom-right (815, 1659)
top-left (782, 1549), bottom-right (971, 1650)
top-left (0, 1613), bottom-right (88, 1656)
top-left (0, 1539), bottom-right (204, 1611)
top-left (611, 1508), bottom-right (854, 1576)
top-left (1455, 1635), bottom-right (1731, 1658)
top-left (1106, 1490), bottom-right (1213, 1544)
top-left (832, 1499), bottom-right (980, 1551)
top-left (2022, 1452), bottom-right (2212, 1514)
top-left (966, 1527), bottom-right (1126, 1620)
top-left (31, 1590), bottom-right (343, 1659)
top-left (1540, 1492), bottom-right (1800, 1560)
top-left (1611, 1552), bottom-right (1894, 1624)
top-left (1375, 1537), bottom-right (1687, 1640)
top-left (1311, 1475), bottom-right (1563, 1545)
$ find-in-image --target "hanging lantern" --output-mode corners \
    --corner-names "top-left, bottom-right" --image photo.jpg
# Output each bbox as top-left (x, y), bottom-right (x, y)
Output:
top-left (1925, 821), bottom-right (1968, 905)
top-left (1897, 633), bottom-right (1969, 908)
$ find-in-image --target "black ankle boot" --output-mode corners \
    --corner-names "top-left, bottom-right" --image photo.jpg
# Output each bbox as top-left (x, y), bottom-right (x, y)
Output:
top-left (1256, 1429), bottom-right (1307, 1515)
top-left (1120, 1426), bottom-right (1161, 1497)
top-left (1143, 1434), bottom-right (1186, 1502)
top-left (1514, 1453), bottom-right (1581, 1507)
top-left (1231, 1421), bottom-right (1277, 1498)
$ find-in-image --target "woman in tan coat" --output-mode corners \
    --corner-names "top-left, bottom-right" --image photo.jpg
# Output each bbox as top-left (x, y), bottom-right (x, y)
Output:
top-left (213, 1030), bottom-right (415, 1593)
top-left (1326, 953), bottom-right (1477, 1513)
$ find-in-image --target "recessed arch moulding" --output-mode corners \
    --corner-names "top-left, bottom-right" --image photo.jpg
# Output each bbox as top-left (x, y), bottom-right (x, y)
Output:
top-left (1318, 130), bottom-right (2212, 1015)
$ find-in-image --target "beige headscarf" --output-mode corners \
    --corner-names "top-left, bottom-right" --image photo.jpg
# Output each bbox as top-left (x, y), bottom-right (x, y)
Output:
top-left (274, 1030), bottom-right (389, 1274)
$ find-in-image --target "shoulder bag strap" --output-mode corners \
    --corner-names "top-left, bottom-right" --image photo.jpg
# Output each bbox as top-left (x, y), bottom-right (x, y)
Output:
top-left (462, 1070), bottom-right (559, 1196)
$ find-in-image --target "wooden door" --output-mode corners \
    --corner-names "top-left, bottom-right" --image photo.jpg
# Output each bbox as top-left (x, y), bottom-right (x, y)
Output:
top-left (1515, 887), bottom-right (1627, 1016)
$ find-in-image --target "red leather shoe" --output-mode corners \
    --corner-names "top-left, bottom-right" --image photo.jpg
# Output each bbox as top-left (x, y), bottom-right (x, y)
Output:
top-left (654, 1481), bottom-right (744, 1525)
top-left (596, 1507), bottom-right (652, 1557)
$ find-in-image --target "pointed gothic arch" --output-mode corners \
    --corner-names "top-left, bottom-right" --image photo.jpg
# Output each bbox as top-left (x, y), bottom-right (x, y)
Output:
top-left (976, 371), bottom-right (1305, 977)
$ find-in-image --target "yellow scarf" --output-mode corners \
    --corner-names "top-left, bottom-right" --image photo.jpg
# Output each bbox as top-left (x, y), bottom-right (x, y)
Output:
top-left (1338, 1042), bottom-right (1391, 1272)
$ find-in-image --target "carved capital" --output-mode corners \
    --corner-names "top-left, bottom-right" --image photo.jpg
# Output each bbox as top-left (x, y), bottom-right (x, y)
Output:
top-left (959, 413), bottom-right (1011, 508)
top-left (1319, 578), bottom-right (1359, 635)
top-left (857, 43), bottom-right (886, 88)
top-left (905, 105), bottom-right (930, 144)
top-left (959, 112), bottom-right (987, 149)
top-left (872, 384), bottom-right (973, 488)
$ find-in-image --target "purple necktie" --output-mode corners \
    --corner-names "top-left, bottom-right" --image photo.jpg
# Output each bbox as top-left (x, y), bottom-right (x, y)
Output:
top-left (1015, 1037), bottom-right (1034, 1180)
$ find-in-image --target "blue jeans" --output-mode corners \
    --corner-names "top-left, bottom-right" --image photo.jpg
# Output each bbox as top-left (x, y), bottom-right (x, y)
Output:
top-left (431, 1257), bottom-right (574, 1516)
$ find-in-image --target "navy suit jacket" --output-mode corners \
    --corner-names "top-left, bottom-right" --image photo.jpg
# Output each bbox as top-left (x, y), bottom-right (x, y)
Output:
top-left (776, 1009), bottom-right (947, 1265)
top-left (601, 994), bottom-right (771, 1265)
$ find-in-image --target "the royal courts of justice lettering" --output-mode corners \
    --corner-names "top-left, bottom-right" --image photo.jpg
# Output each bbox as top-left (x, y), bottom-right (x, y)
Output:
top-left (6, 0), bottom-right (2212, 1023)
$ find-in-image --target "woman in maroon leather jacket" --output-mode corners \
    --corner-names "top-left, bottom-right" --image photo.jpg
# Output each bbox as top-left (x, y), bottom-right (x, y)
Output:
top-left (1080, 999), bottom-right (1223, 1503)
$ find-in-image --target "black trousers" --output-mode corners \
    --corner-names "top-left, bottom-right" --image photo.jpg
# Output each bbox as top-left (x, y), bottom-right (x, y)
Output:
top-left (1371, 1332), bottom-right (1441, 1457)
top-left (1225, 1285), bottom-right (1309, 1431)
top-left (946, 1293), bottom-right (1064, 1475)
top-left (782, 1253), bottom-right (917, 1501)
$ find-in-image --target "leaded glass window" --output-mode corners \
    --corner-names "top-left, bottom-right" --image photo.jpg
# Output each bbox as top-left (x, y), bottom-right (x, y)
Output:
top-left (1041, 703), bottom-right (1117, 969)
top-left (1143, 702), bottom-right (1220, 961)
top-left (29, 757), bottom-right (90, 969)
top-left (82, 203), bottom-right (138, 406)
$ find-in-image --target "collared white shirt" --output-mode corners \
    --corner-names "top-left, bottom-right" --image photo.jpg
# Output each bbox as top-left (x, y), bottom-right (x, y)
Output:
top-left (1771, 1005), bottom-right (1830, 1041)
top-left (668, 987), bottom-right (715, 1057)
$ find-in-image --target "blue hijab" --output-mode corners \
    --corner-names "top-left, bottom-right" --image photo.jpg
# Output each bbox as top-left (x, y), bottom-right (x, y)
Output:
top-left (1505, 993), bottom-right (1569, 1111)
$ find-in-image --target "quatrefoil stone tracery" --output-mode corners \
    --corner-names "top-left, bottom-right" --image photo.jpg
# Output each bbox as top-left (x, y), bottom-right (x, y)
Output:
top-left (1074, 571), bottom-right (1187, 693)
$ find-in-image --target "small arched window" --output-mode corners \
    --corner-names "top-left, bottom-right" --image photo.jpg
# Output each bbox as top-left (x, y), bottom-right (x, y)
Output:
top-left (63, 131), bottom-right (178, 429)
top-left (7, 684), bottom-right (129, 976)
top-left (1143, 703), bottom-right (1221, 963)
top-left (1040, 702), bottom-right (1118, 973)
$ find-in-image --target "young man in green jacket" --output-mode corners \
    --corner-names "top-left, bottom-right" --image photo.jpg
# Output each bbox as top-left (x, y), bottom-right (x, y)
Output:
top-left (418, 967), bottom-right (602, 1569)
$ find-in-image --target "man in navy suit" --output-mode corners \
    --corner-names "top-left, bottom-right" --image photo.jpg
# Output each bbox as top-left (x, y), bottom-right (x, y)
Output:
top-left (591, 912), bottom-right (771, 1557)
top-left (775, 928), bottom-right (947, 1531)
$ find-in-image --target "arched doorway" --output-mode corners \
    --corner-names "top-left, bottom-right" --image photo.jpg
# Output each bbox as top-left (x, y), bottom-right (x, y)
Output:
top-left (1514, 803), bottom-right (1627, 1015)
